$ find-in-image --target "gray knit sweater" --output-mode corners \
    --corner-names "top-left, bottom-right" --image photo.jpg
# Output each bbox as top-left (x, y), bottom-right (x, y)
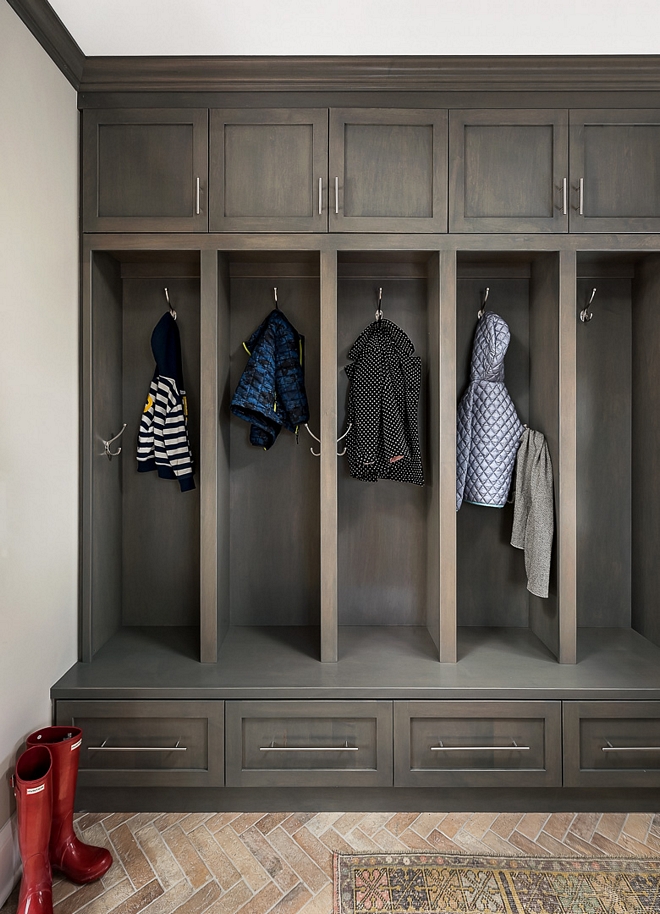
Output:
top-left (511, 428), bottom-right (554, 598)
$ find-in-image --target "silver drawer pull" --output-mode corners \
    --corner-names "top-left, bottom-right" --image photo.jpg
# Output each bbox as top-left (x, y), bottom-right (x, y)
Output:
top-left (196, 177), bottom-right (201, 215)
top-left (431, 741), bottom-right (529, 751)
top-left (89, 739), bottom-right (187, 752)
top-left (602, 741), bottom-right (660, 752)
top-left (260, 740), bottom-right (358, 752)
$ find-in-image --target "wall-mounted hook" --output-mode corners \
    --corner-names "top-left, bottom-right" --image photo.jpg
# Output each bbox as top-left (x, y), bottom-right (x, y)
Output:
top-left (478, 287), bottom-right (489, 319)
top-left (375, 287), bottom-right (383, 322)
top-left (273, 287), bottom-right (279, 310)
top-left (103, 424), bottom-right (127, 460)
top-left (304, 422), bottom-right (353, 457)
top-left (580, 287), bottom-right (596, 323)
top-left (304, 423), bottom-right (321, 457)
top-left (164, 287), bottom-right (177, 320)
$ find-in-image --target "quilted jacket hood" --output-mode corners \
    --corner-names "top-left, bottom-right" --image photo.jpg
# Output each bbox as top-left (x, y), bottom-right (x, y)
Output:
top-left (470, 311), bottom-right (511, 383)
top-left (456, 310), bottom-right (523, 510)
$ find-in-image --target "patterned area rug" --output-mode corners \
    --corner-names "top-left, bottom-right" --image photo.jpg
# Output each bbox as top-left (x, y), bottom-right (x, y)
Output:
top-left (333, 852), bottom-right (660, 914)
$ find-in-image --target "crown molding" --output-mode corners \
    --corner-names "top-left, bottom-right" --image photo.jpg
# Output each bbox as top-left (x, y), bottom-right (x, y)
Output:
top-left (79, 54), bottom-right (660, 94)
top-left (6, 0), bottom-right (84, 88)
top-left (6, 0), bottom-right (660, 98)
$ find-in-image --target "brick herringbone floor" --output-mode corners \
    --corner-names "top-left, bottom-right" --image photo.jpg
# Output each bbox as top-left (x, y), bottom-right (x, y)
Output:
top-left (3, 812), bottom-right (660, 914)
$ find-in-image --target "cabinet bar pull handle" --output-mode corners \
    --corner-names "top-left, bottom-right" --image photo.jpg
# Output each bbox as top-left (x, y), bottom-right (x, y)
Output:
top-left (579, 177), bottom-right (584, 215)
top-left (89, 739), bottom-right (187, 752)
top-left (260, 742), bottom-right (358, 752)
top-left (431, 741), bottom-right (529, 751)
top-left (318, 177), bottom-right (322, 215)
top-left (196, 177), bottom-right (200, 215)
top-left (602, 741), bottom-right (660, 752)
top-left (562, 177), bottom-right (568, 215)
top-left (335, 177), bottom-right (339, 215)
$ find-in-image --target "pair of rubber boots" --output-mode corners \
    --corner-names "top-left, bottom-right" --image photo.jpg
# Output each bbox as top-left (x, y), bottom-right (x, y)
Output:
top-left (12, 727), bottom-right (113, 914)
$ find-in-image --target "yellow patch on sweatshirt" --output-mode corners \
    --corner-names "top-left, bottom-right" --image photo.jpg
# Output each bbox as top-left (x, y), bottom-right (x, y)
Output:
top-left (143, 394), bottom-right (154, 413)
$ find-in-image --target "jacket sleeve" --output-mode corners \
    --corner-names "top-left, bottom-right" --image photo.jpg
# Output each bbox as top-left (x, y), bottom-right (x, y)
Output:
top-left (137, 380), bottom-right (158, 472)
top-left (153, 376), bottom-right (196, 492)
top-left (456, 385), bottom-right (474, 510)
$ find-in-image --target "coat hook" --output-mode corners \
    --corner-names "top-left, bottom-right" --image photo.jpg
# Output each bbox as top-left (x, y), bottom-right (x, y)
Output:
top-left (304, 422), bottom-right (353, 457)
top-left (103, 424), bottom-right (127, 460)
top-left (580, 287), bottom-right (596, 323)
top-left (478, 287), bottom-right (489, 319)
top-left (273, 287), bottom-right (279, 310)
top-left (375, 287), bottom-right (383, 322)
top-left (164, 287), bottom-right (177, 320)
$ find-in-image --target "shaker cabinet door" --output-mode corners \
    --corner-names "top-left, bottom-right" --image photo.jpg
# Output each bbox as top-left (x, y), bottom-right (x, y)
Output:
top-left (449, 109), bottom-right (569, 233)
top-left (82, 109), bottom-right (209, 233)
top-left (209, 109), bottom-right (328, 232)
top-left (329, 108), bottom-right (448, 232)
top-left (570, 110), bottom-right (660, 232)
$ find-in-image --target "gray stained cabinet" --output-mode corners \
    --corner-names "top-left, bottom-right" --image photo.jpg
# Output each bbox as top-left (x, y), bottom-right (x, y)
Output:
top-left (209, 108), bottom-right (328, 232)
top-left (225, 700), bottom-right (393, 788)
top-left (394, 701), bottom-right (562, 788)
top-left (449, 109), bottom-right (569, 233)
top-left (570, 109), bottom-right (660, 232)
top-left (55, 700), bottom-right (224, 788)
top-left (82, 109), bottom-right (209, 233)
top-left (329, 108), bottom-right (448, 232)
top-left (61, 76), bottom-right (660, 808)
top-left (563, 702), bottom-right (660, 788)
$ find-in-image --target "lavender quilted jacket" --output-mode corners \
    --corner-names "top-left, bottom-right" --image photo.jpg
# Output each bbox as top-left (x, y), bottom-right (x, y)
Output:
top-left (456, 311), bottom-right (523, 510)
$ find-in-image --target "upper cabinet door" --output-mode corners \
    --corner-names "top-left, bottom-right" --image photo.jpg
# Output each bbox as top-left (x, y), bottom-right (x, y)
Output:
top-left (209, 109), bottom-right (328, 232)
top-left (329, 109), bottom-right (448, 232)
top-left (449, 109), bottom-right (569, 233)
top-left (570, 110), bottom-right (660, 232)
top-left (82, 109), bottom-right (209, 233)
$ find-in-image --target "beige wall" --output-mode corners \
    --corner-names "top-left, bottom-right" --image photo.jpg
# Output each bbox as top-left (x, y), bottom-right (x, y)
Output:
top-left (0, 0), bottom-right (79, 829)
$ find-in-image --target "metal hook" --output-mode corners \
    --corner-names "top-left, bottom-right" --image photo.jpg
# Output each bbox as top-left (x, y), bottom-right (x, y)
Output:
top-left (164, 287), bottom-right (177, 320)
top-left (375, 287), bottom-right (383, 322)
top-left (273, 287), bottom-right (279, 310)
top-left (580, 287), bottom-right (596, 323)
top-left (304, 422), bottom-right (352, 457)
top-left (103, 423), bottom-right (127, 460)
top-left (478, 287), bottom-right (489, 319)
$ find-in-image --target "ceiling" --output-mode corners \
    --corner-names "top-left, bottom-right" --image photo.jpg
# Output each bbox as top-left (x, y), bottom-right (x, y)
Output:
top-left (45, 0), bottom-right (660, 58)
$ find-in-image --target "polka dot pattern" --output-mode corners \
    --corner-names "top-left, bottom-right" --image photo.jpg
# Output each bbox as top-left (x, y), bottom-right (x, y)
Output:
top-left (344, 319), bottom-right (424, 486)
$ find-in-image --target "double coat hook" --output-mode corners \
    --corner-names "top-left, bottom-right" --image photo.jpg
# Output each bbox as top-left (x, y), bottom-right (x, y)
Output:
top-left (164, 287), bottom-right (177, 320)
top-left (304, 423), bottom-right (352, 457)
top-left (580, 288), bottom-right (597, 323)
top-left (478, 287), bottom-right (489, 319)
top-left (102, 424), bottom-right (127, 460)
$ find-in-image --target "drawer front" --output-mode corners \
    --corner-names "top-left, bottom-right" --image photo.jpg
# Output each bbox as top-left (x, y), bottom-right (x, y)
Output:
top-left (55, 700), bottom-right (223, 787)
top-left (225, 700), bottom-right (393, 787)
top-left (394, 701), bottom-right (562, 787)
top-left (564, 701), bottom-right (660, 787)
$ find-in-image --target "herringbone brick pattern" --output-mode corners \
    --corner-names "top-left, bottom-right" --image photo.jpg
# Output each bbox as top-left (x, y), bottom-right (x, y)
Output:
top-left (3, 812), bottom-right (660, 914)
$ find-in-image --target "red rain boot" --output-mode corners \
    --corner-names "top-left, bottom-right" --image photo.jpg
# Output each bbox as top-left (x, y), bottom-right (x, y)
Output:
top-left (13, 745), bottom-right (53, 914)
top-left (26, 727), bottom-right (112, 884)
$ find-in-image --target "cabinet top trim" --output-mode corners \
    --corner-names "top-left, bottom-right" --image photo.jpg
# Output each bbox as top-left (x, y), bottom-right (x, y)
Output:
top-left (79, 55), bottom-right (660, 95)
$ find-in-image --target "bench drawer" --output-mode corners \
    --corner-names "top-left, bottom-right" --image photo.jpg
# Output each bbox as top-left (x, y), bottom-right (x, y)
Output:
top-left (55, 700), bottom-right (224, 787)
top-left (225, 700), bottom-right (393, 787)
top-left (394, 700), bottom-right (562, 787)
top-left (564, 701), bottom-right (660, 787)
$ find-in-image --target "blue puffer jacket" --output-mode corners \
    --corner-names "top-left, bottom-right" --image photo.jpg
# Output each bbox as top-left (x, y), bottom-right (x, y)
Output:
top-left (456, 311), bottom-right (523, 509)
top-left (231, 309), bottom-right (310, 449)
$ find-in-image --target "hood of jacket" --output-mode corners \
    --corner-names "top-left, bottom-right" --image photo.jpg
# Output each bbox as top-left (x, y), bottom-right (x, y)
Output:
top-left (151, 312), bottom-right (185, 386)
top-left (470, 311), bottom-right (511, 383)
top-left (348, 318), bottom-right (416, 362)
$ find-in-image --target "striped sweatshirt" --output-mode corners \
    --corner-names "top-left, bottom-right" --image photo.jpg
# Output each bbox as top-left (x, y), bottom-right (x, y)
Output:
top-left (137, 312), bottom-right (195, 492)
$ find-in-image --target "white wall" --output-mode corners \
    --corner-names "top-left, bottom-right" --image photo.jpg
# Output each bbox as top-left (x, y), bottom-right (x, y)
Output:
top-left (0, 0), bottom-right (79, 852)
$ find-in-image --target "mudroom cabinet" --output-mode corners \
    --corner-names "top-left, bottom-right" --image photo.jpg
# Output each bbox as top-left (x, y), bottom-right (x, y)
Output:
top-left (54, 59), bottom-right (660, 812)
